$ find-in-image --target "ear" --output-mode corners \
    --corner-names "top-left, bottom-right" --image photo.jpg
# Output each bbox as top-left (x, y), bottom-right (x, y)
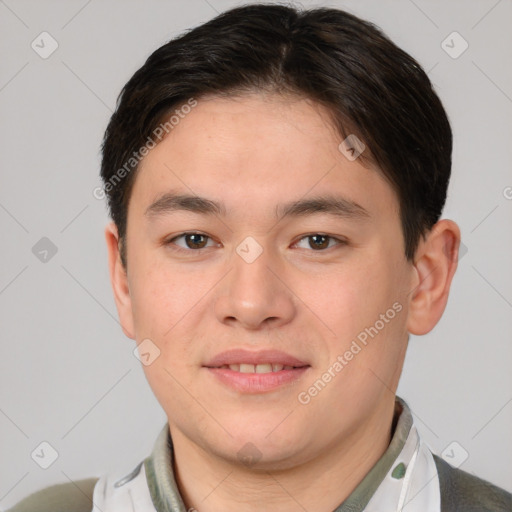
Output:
top-left (407, 219), bottom-right (461, 335)
top-left (105, 222), bottom-right (135, 339)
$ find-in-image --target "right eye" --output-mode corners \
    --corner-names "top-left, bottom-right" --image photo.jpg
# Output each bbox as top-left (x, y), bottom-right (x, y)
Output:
top-left (164, 232), bottom-right (218, 252)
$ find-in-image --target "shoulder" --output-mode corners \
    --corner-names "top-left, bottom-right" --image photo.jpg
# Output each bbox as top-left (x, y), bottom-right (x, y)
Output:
top-left (6, 477), bottom-right (99, 512)
top-left (433, 454), bottom-right (512, 512)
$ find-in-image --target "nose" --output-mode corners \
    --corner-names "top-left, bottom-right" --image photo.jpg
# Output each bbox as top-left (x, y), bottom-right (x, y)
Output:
top-left (213, 241), bottom-right (296, 331)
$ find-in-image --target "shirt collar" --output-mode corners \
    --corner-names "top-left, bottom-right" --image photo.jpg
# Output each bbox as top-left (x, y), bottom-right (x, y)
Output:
top-left (144, 396), bottom-right (432, 512)
top-left (334, 396), bottom-right (412, 511)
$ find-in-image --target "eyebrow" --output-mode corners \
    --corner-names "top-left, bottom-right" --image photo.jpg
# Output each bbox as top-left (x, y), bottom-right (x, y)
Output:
top-left (144, 192), bottom-right (370, 221)
top-left (145, 193), bottom-right (226, 217)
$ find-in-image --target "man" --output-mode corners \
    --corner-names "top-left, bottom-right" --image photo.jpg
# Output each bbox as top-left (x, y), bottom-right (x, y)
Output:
top-left (9, 3), bottom-right (511, 511)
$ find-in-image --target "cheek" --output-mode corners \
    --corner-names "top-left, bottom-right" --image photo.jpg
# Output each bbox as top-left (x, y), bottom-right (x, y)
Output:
top-left (128, 259), bottom-right (214, 392)
top-left (307, 251), bottom-right (408, 367)
top-left (129, 260), bottom-right (198, 340)
top-left (304, 259), bottom-right (390, 337)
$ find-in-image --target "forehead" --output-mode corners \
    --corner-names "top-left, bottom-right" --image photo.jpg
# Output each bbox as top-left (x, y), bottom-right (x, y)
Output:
top-left (131, 93), bottom-right (398, 222)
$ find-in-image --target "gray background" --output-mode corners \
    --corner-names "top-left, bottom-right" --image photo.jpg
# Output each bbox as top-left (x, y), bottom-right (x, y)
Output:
top-left (1, 0), bottom-right (511, 507)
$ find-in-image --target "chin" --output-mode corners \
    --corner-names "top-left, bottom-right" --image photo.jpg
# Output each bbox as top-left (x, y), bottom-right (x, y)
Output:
top-left (205, 425), bottom-right (307, 469)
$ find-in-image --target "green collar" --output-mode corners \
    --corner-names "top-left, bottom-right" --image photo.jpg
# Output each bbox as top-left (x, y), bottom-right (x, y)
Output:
top-left (334, 396), bottom-right (412, 511)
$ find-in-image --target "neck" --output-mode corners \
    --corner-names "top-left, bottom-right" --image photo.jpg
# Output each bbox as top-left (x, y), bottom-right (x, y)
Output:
top-left (169, 396), bottom-right (397, 512)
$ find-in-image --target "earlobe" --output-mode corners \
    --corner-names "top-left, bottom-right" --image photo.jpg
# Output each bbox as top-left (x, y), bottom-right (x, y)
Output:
top-left (105, 222), bottom-right (135, 339)
top-left (406, 219), bottom-right (461, 336)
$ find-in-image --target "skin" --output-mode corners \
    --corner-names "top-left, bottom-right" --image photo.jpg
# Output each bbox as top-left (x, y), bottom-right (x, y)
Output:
top-left (105, 92), bottom-right (460, 511)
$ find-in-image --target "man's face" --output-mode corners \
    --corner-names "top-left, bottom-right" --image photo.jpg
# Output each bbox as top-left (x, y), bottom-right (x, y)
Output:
top-left (116, 93), bottom-right (416, 468)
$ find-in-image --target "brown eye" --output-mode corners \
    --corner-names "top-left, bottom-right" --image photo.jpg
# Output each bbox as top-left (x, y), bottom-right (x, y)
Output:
top-left (308, 234), bottom-right (330, 250)
top-left (184, 233), bottom-right (209, 249)
top-left (294, 234), bottom-right (346, 251)
top-left (166, 232), bottom-right (214, 251)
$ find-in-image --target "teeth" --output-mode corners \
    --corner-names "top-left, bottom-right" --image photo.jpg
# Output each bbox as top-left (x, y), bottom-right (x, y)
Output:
top-left (223, 363), bottom-right (294, 373)
top-left (255, 363), bottom-right (273, 373)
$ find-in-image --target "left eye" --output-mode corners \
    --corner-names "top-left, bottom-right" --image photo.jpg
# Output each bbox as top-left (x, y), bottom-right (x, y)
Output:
top-left (294, 234), bottom-right (345, 251)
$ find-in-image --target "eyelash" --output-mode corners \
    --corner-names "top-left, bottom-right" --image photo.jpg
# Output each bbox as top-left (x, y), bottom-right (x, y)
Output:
top-left (164, 232), bottom-right (347, 254)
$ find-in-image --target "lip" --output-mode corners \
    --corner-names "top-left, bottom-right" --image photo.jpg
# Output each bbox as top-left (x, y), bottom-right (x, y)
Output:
top-left (206, 366), bottom-right (310, 393)
top-left (204, 348), bottom-right (309, 368)
top-left (203, 349), bottom-right (310, 393)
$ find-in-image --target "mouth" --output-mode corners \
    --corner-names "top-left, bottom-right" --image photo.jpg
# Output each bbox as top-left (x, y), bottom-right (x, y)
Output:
top-left (203, 349), bottom-right (311, 393)
top-left (209, 363), bottom-right (304, 373)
